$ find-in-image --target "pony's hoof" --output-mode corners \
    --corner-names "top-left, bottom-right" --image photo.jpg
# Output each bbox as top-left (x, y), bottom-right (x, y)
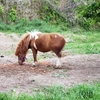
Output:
top-left (55, 58), bottom-right (62, 68)
top-left (55, 65), bottom-right (62, 69)
top-left (32, 62), bottom-right (38, 67)
top-left (32, 63), bottom-right (36, 67)
top-left (55, 63), bottom-right (61, 69)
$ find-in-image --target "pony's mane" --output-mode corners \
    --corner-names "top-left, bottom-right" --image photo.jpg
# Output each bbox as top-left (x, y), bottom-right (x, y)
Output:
top-left (15, 33), bottom-right (30, 56)
top-left (27, 30), bottom-right (42, 39)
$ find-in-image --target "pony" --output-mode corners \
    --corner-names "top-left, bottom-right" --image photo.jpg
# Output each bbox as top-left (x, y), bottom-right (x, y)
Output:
top-left (15, 31), bottom-right (66, 68)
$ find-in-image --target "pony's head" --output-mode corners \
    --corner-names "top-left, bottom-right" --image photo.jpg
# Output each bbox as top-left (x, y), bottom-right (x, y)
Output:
top-left (17, 54), bottom-right (26, 65)
top-left (15, 34), bottom-right (30, 65)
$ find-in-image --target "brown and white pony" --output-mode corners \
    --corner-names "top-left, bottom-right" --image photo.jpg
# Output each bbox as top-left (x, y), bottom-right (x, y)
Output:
top-left (15, 31), bottom-right (66, 68)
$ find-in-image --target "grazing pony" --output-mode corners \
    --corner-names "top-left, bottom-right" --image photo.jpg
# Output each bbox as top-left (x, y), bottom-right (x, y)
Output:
top-left (15, 31), bottom-right (66, 68)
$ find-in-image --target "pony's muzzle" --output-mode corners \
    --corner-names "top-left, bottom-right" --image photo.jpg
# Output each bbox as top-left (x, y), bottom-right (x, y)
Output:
top-left (18, 55), bottom-right (26, 65)
top-left (18, 60), bottom-right (23, 65)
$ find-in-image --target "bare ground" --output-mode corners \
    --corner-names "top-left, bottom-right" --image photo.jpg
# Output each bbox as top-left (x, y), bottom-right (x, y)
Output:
top-left (0, 32), bottom-right (100, 94)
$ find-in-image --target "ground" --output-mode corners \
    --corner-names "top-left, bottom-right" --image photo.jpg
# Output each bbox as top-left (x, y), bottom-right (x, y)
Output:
top-left (0, 32), bottom-right (100, 94)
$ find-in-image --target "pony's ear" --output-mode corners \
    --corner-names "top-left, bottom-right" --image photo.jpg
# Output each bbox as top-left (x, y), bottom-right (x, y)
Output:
top-left (15, 34), bottom-right (30, 56)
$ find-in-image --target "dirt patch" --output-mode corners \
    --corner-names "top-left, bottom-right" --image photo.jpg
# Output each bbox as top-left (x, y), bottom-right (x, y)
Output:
top-left (0, 32), bottom-right (100, 94)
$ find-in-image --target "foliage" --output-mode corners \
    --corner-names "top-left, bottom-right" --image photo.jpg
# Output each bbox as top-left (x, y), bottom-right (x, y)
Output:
top-left (0, 83), bottom-right (100, 100)
top-left (1, 0), bottom-right (100, 31)
top-left (75, 0), bottom-right (100, 30)
top-left (0, 5), bottom-right (4, 20)
top-left (0, 5), bottom-right (4, 13)
top-left (7, 7), bottom-right (17, 23)
top-left (40, 1), bottom-right (69, 31)
top-left (53, 0), bottom-right (59, 4)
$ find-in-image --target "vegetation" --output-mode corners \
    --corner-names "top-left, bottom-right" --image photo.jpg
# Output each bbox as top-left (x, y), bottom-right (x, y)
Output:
top-left (40, 0), bottom-right (100, 30)
top-left (7, 7), bottom-right (17, 23)
top-left (0, 19), bottom-right (63, 35)
top-left (75, 0), bottom-right (100, 30)
top-left (40, 0), bottom-right (69, 31)
top-left (64, 31), bottom-right (100, 54)
top-left (0, 83), bottom-right (100, 100)
top-left (0, 0), bottom-right (100, 30)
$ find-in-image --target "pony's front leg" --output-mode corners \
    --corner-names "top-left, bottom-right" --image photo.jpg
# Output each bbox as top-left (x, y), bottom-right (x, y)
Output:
top-left (31, 48), bottom-right (38, 66)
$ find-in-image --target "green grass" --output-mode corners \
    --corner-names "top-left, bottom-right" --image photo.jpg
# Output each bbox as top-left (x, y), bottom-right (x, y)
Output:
top-left (0, 83), bottom-right (100, 100)
top-left (64, 31), bottom-right (100, 54)
top-left (0, 19), bottom-right (63, 35)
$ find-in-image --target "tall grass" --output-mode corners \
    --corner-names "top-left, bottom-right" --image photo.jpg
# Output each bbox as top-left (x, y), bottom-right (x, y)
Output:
top-left (0, 18), bottom-right (62, 35)
top-left (0, 83), bottom-right (100, 100)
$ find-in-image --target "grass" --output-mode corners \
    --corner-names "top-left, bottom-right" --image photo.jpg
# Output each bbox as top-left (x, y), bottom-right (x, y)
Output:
top-left (0, 83), bottom-right (100, 100)
top-left (64, 31), bottom-right (100, 54)
top-left (0, 19), bottom-right (63, 35)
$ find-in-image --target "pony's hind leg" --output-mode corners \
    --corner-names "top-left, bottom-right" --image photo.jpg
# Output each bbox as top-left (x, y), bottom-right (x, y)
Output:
top-left (56, 52), bottom-right (62, 68)
top-left (53, 51), bottom-right (62, 68)
top-left (56, 57), bottom-right (61, 68)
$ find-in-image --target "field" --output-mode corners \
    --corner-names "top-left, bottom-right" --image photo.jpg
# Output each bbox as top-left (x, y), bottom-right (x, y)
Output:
top-left (0, 31), bottom-right (100, 99)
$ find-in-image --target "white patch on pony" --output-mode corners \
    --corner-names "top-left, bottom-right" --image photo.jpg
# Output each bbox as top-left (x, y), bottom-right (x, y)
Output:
top-left (27, 30), bottom-right (41, 40)
top-left (35, 34), bottom-right (38, 40)
top-left (55, 35), bottom-right (57, 38)
top-left (34, 42), bottom-right (37, 49)
top-left (32, 62), bottom-right (36, 66)
top-left (56, 58), bottom-right (61, 68)
top-left (32, 62), bottom-right (38, 67)
top-left (27, 30), bottom-right (42, 49)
